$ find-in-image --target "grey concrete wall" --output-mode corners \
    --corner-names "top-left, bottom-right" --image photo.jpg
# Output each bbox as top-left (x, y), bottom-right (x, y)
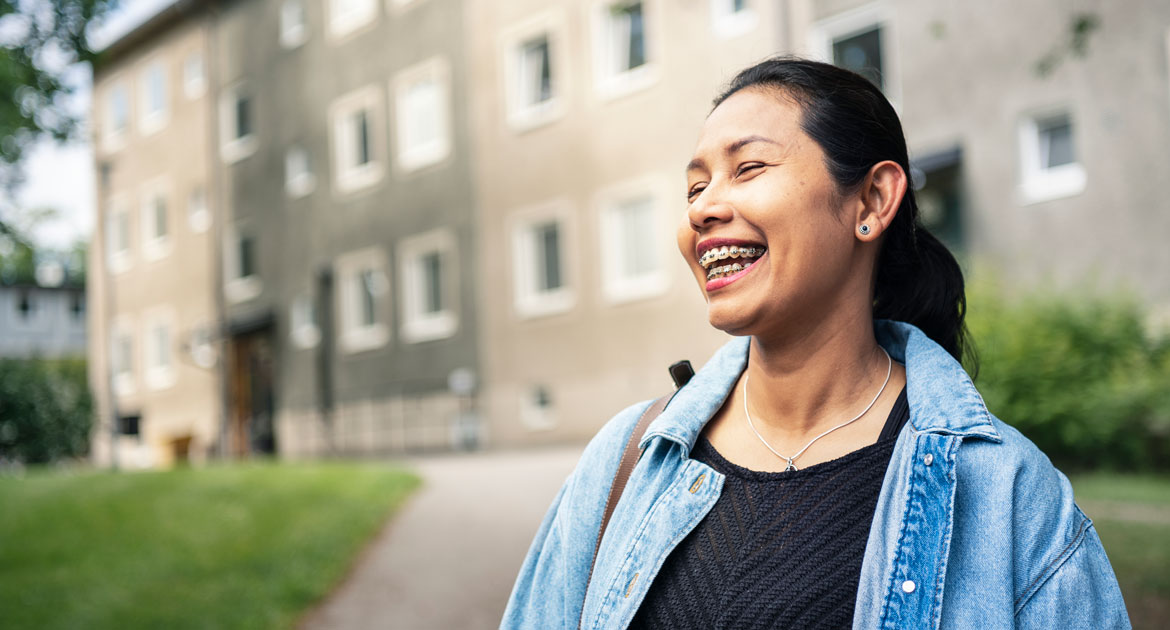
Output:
top-left (214, 0), bottom-right (480, 445)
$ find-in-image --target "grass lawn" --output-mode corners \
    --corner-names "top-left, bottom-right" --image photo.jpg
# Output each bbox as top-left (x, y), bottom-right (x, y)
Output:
top-left (1071, 473), bottom-right (1170, 630)
top-left (0, 461), bottom-right (419, 630)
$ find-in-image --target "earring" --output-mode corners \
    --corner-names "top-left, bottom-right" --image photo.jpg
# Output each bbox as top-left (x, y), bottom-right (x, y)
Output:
top-left (859, 224), bottom-right (871, 236)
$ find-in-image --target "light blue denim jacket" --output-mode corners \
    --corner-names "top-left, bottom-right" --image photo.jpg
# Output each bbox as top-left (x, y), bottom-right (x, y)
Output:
top-left (502, 321), bottom-right (1131, 629)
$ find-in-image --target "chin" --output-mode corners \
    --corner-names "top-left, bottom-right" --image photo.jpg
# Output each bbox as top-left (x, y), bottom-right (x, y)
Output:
top-left (705, 302), bottom-right (759, 337)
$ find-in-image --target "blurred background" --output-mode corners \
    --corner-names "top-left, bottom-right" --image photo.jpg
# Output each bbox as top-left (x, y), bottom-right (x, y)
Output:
top-left (1, 0), bottom-right (1168, 628)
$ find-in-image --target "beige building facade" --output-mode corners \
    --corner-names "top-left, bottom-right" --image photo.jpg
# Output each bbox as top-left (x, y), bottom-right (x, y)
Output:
top-left (465, 0), bottom-right (811, 447)
top-left (89, 4), bottom-right (221, 468)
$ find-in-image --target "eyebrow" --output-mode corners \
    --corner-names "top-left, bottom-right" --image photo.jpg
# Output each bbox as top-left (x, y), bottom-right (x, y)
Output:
top-left (686, 135), bottom-right (782, 172)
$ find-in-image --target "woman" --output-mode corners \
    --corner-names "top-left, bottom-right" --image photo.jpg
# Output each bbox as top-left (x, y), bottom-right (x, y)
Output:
top-left (501, 57), bottom-right (1129, 629)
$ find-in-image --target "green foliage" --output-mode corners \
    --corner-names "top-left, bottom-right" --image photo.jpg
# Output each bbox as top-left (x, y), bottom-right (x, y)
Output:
top-left (0, 0), bottom-right (118, 186)
top-left (966, 285), bottom-right (1170, 472)
top-left (0, 357), bottom-right (92, 463)
top-left (0, 462), bottom-right (420, 629)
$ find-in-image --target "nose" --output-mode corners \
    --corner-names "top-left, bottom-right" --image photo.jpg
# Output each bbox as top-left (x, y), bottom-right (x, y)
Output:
top-left (687, 184), bottom-right (734, 232)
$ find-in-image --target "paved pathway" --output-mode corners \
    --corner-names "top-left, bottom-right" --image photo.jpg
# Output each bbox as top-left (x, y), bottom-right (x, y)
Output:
top-left (299, 445), bottom-right (583, 630)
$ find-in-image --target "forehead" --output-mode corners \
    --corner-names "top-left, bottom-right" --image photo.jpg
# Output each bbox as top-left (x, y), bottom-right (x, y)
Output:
top-left (693, 87), bottom-right (806, 156)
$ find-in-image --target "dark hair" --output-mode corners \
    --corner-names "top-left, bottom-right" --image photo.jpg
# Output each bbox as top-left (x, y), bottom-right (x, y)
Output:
top-left (715, 56), bottom-right (973, 365)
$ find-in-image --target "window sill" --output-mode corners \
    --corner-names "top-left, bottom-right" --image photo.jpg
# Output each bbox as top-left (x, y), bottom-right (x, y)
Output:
top-left (506, 98), bottom-right (566, 133)
top-left (335, 162), bottom-right (384, 194)
top-left (340, 324), bottom-right (389, 354)
top-left (594, 64), bottom-right (659, 103)
top-left (225, 276), bottom-right (262, 304)
top-left (402, 311), bottom-right (457, 343)
top-left (221, 136), bottom-right (258, 165)
top-left (712, 10), bottom-right (758, 39)
top-left (602, 272), bottom-right (670, 305)
top-left (286, 174), bottom-right (317, 198)
top-left (515, 289), bottom-right (575, 319)
top-left (1019, 164), bottom-right (1087, 205)
top-left (146, 367), bottom-right (176, 391)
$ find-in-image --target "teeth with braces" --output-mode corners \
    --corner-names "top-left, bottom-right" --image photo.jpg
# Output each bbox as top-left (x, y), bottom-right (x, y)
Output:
top-left (706, 261), bottom-right (754, 281)
top-left (699, 245), bottom-right (765, 269)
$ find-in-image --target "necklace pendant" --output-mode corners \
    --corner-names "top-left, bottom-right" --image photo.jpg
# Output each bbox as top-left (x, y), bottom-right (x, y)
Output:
top-left (784, 460), bottom-right (797, 472)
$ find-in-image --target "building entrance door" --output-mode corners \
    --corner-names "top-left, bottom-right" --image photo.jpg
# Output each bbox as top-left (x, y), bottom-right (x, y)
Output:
top-left (228, 332), bottom-right (276, 457)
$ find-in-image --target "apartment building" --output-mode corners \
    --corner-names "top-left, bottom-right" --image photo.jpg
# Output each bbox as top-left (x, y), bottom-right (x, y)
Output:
top-left (0, 282), bottom-right (86, 359)
top-left (211, 0), bottom-right (480, 457)
top-left (89, 1), bottom-right (220, 468)
top-left (464, 0), bottom-right (809, 446)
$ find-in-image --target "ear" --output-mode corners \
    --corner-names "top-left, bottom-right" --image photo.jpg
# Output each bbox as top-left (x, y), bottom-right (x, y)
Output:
top-left (854, 160), bottom-right (907, 242)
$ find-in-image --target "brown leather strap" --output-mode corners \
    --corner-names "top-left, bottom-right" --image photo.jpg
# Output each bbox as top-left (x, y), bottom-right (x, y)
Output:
top-left (579, 391), bottom-right (676, 630)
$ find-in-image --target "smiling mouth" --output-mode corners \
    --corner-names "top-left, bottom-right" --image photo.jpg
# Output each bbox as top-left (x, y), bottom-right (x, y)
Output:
top-left (700, 245), bottom-right (766, 281)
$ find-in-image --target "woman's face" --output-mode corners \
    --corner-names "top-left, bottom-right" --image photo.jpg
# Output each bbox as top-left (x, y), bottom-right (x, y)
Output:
top-left (679, 87), bottom-right (866, 338)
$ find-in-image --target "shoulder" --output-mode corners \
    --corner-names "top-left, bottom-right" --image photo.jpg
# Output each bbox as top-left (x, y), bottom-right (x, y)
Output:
top-left (564, 398), bottom-right (657, 503)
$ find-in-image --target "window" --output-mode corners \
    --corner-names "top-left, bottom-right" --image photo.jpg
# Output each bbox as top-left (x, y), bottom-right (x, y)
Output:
top-left (144, 308), bottom-right (176, 390)
top-left (1018, 109), bottom-right (1086, 204)
top-left (290, 292), bottom-right (320, 348)
top-left (70, 292), bottom-right (85, 321)
top-left (139, 61), bottom-right (169, 135)
top-left (520, 385), bottom-right (557, 430)
top-left (336, 247), bottom-right (389, 353)
top-left (15, 289), bottom-right (36, 321)
top-left (140, 179), bottom-right (171, 261)
top-left (111, 318), bottom-right (135, 396)
top-left (106, 197), bottom-right (133, 273)
top-left (710, 0), bottom-right (756, 39)
top-left (220, 83), bottom-right (257, 163)
top-left (809, 3), bottom-right (899, 100)
top-left (329, 85), bottom-right (384, 192)
top-left (398, 229), bottom-right (458, 343)
top-left (104, 82), bottom-right (130, 150)
top-left (502, 12), bottom-right (567, 131)
top-left (225, 226), bottom-right (261, 303)
top-left (597, 177), bottom-right (669, 303)
top-left (393, 58), bottom-right (452, 172)
top-left (118, 414), bottom-right (141, 437)
top-left (285, 146), bottom-right (316, 197)
top-left (188, 185), bottom-right (210, 232)
top-left (183, 52), bottom-right (205, 98)
top-left (512, 201), bottom-right (574, 318)
top-left (281, 0), bottom-right (308, 48)
top-left (592, 1), bottom-right (659, 100)
top-left (328, 0), bottom-right (376, 41)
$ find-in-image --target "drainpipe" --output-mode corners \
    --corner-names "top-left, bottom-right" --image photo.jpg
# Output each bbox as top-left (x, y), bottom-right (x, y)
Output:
top-left (316, 266), bottom-right (335, 454)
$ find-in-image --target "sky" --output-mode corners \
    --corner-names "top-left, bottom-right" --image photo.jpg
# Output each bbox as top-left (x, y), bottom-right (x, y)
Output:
top-left (7, 0), bottom-right (175, 250)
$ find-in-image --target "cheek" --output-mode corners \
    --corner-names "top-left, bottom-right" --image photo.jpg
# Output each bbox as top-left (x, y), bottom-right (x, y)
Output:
top-left (676, 217), bottom-right (696, 264)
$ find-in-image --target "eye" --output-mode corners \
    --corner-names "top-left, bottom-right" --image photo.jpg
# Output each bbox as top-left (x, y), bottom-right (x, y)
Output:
top-left (735, 162), bottom-right (765, 178)
top-left (686, 183), bottom-right (707, 202)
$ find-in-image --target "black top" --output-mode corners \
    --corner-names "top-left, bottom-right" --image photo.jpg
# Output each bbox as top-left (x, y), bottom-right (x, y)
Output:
top-left (628, 387), bottom-right (910, 630)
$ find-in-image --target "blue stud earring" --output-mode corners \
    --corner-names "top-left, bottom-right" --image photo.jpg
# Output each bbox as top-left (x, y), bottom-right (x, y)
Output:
top-left (859, 224), bottom-right (871, 236)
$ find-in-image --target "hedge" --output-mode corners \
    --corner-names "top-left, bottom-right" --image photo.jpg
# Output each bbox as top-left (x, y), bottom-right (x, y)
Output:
top-left (0, 358), bottom-right (92, 464)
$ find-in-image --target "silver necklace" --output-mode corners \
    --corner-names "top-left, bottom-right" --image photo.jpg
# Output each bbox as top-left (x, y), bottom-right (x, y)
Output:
top-left (742, 348), bottom-right (893, 472)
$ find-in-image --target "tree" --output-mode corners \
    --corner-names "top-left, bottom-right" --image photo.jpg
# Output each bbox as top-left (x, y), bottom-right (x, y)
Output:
top-left (0, 0), bottom-right (118, 190)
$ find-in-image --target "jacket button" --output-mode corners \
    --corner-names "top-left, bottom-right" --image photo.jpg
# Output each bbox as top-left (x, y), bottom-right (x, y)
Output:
top-left (902, 580), bottom-right (916, 593)
top-left (923, 454), bottom-right (934, 466)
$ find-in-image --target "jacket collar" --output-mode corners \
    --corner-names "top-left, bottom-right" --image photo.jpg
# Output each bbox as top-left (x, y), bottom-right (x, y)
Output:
top-left (639, 320), bottom-right (1001, 454)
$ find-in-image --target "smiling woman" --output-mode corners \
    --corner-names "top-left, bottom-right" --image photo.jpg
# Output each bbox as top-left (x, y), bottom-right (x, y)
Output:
top-left (501, 57), bottom-right (1131, 630)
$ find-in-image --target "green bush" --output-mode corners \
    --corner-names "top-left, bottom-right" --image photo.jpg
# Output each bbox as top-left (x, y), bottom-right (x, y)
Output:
top-left (966, 286), bottom-right (1170, 472)
top-left (0, 358), bottom-right (92, 464)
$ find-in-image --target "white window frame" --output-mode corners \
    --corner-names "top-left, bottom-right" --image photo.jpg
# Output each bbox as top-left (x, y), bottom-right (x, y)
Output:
top-left (398, 228), bottom-right (458, 343)
top-left (183, 52), bottom-right (205, 99)
top-left (103, 80), bottom-right (131, 153)
top-left (807, 2), bottom-right (901, 106)
top-left (111, 315), bottom-right (137, 397)
top-left (143, 306), bottom-right (177, 391)
top-left (392, 57), bottom-right (452, 173)
top-left (140, 177), bottom-right (173, 261)
top-left (224, 224), bottom-right (262, 303)
top-left (106, 194), bottom-right (133, 274)
top-left (187, 185), bottom-right (210, 233)
top-left (500, 10), bottom-right (568, 132)
top-left (595, 175), bottom-right (671, 304)
top-left (710, 0), bottom-right (757, 39)
top-left (219, 82), bottom-right (258, 164)
top-left (510, 199), bottom-right (576, 319)
top-left (285, 145), bottom-right (317, 198)
top-left (590, 0), bottom-right (661, 102)
top-left (336, 247), bottom-right (390, 353)
top-left (327, 0), bottom-right (377, 42)
top-left (289, 291), bottom-right (321, 348)
top-left (138, 60), bottom-right (169, 136)
top-left (280, 0), bottom-right (309, 48)
top-left (329, 84), bottom-right (385, 194)
top-left (1017, 108), bottom-right (1086, 205)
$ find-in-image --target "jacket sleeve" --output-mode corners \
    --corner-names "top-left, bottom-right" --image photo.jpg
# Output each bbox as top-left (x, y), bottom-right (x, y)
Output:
top-left (1013, 517), bottom-right (1132, 628)
top-left (499, 473), bottom-right (574, 630)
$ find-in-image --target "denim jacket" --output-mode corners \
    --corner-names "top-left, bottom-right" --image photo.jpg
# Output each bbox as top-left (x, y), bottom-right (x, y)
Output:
top-left (502, 320), bottom-right (1131, 629)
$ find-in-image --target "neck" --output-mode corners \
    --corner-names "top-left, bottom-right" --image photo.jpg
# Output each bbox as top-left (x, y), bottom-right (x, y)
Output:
top-left (744, 311), bottom-right (889, 439)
